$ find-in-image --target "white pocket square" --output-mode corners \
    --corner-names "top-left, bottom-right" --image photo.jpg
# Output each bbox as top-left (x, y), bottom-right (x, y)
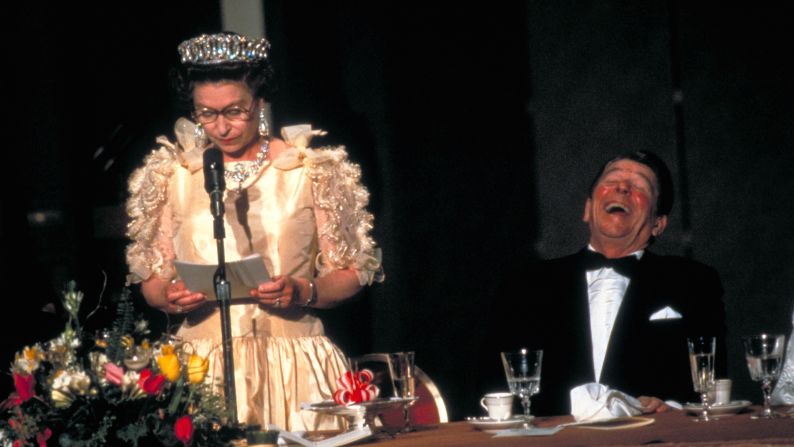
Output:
top-left (649, 306), bottom-right (682, 321)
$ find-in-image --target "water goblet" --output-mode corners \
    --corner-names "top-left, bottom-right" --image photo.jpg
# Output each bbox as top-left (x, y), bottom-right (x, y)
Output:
top-left (743, 334), bottom-right (786, 419)
top-left (388, 351), bottom-right (416, 432)
top-left (500, 348), bottom-right (542, 427)
top-left (687, 336), bottom-right (717, 421)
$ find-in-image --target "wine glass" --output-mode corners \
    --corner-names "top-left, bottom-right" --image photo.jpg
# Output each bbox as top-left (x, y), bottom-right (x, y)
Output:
top-left (500, 349), bottom-right (542, 426)
top-left (743, 334), bottom-right (786, 419)
top-left (687, 336), bottom-right (717, 422)
top-left (388, 351), bottom-right (416, 432)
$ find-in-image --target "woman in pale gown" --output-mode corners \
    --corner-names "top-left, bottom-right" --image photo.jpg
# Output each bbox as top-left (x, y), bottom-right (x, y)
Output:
top-left (125, 32), bottom-right (383, 431)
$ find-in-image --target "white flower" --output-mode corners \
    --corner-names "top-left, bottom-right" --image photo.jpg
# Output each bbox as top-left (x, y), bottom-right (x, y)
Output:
top-left (52, 368), bottom-right (92, 395)
top-left (0, 427), bottom-right (14, 447)
top-left (14, 344), bottom-right (44, 373)
top-left (122, 370), bottom-right (145, 399)
top-left (54, 326), bottom-right (82, 349)
top-left (52, 369), bottom-right (69, 390)
top-left (89, 351), bottom-right (109, 370)
top-left (62, 284), bottom-right (84, 319)
top-left (135, 319), bottom-right (150, 335)
top-left (68, 369), bottom-right (92, 394)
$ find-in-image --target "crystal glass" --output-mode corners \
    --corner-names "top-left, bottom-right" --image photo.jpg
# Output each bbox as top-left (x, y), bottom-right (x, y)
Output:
top-left (743, 334), bottom-right (786, 419)
top-left (388, 351), bottom-right (416, 432)
top-left (500, 349), bottom-right (542, 425)
top-left (687, 336), bottom-right (717, 421)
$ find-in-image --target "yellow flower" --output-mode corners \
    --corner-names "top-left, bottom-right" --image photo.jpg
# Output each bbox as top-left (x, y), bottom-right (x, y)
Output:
top-left (187, 354), bottom-right (209, 384)
top-left (51, 389), bottom-right (74, 408)
top-left (121, 335), bottom-right (134, 349)
top-left (156, 348), bottom-right (181, 382)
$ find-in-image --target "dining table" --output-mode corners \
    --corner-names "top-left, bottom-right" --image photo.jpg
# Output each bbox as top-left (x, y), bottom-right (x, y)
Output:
top-left (359, 406), bottom-right (794, 447)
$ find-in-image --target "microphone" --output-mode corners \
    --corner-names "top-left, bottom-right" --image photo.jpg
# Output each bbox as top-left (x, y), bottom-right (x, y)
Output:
top-left (203, 148), bottom-right (226, 238)
top-left (202, 150), bottom-right (236, 422)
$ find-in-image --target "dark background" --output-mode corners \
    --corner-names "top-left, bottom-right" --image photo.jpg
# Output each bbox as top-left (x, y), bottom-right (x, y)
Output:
top-left (2, 1), bottom-right (792, 421)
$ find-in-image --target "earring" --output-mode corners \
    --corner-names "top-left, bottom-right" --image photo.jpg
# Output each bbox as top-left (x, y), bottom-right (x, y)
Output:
top-left (258, 108), bottom-right (269, 137)
top-left (194, 123), bottom-right (207, 148)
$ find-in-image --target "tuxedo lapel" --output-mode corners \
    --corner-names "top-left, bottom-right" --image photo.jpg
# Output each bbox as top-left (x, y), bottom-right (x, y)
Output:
top-left (600, 253), bottom-right (663, 384)
top-left (569, 250), bottom-right (596, 383)
top-left (529, 250), bottom-right (600, 415)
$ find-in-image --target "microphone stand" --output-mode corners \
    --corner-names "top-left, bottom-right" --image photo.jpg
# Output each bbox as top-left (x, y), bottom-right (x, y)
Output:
top-left (213, 222), bottom-right (237, 424)
top-left (206, 154), bottom-right (238, 425)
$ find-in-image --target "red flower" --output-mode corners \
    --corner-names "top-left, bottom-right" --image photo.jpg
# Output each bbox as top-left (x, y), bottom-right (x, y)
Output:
top-left (138, 368), bottom-right (166, 396)
top-left (174, 415), bottom-right (193, 445)
top-left (13, 373), bottom-right (36, 402)
top-left (1, 395), bottom-right (21, 409)
top-left (1, 396), bottom-right (17, 409)
top-left (13, 440), bottom-right (23, 447)
top-left (36, 427), bottom-right (52, 447)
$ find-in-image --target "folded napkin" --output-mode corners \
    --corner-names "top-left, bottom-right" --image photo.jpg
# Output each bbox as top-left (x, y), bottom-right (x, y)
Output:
top-left (570, 383), bottom-right (643, 422)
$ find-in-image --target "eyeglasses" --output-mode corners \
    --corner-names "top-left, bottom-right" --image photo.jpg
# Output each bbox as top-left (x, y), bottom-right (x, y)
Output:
top-left (192, 101), bottom-right (257, 124)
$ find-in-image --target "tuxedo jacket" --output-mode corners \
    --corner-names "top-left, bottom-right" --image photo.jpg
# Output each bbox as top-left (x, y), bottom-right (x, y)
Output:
top-left (494, 248), bottom-right (726, 416)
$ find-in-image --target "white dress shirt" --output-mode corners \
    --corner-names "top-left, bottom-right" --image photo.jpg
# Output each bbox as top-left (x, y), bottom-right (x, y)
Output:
top-left (586, 246), bottom-right (644, 382)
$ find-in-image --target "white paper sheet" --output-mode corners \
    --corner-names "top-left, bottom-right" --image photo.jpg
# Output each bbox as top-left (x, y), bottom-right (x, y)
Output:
top-left (174, 254), bottom-right (270, 300)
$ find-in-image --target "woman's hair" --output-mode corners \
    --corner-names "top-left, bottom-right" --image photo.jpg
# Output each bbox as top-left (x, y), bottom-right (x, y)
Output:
top-left (170, 57), bottom-right (276, 111)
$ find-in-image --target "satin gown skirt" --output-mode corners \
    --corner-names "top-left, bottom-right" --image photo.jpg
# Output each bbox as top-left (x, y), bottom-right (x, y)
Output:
top-left (185, 327), bottom-right (349, 431)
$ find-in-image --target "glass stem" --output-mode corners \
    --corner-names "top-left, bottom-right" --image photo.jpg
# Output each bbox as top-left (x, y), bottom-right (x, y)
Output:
top-left (762, 380), bottom-right (773, 415)
top-left (700, 392), bottom-right (710, 420)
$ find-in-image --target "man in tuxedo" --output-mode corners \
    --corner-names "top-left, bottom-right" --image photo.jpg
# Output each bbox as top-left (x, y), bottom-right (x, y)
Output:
top-left (498, 151), bottom-right (726, 416)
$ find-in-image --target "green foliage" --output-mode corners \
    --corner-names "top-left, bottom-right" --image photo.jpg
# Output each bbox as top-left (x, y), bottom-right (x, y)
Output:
top-left (116, 420), bottom-right (149, 446)
top-left (106, 288), bottom-right (137, 364)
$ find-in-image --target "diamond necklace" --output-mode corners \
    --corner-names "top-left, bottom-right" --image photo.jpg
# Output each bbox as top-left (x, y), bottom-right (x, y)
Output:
top-left (225, 138), bottom-right (270, 192)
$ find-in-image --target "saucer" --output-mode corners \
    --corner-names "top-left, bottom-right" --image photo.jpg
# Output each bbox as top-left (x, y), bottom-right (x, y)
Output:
top-left (683, 400), bottom-right (752, 416)
top-left (465, 416), bottom-right (532, 432)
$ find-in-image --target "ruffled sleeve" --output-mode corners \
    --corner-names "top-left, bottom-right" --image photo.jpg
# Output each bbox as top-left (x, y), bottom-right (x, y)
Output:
top-left (278, 125), bottom-right (385, 286)
top-left (125, 118), bottom-right (202, 284)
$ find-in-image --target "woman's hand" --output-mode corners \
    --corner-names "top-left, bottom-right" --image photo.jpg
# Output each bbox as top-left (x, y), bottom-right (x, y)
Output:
top-left (250, 275), bottom-right (303, 309)
top-left (165, 280), bottom-right (206, 314)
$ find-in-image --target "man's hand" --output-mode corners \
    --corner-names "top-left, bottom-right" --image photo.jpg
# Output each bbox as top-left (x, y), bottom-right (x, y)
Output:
top-left (638, 395), bottom-right (673, 413)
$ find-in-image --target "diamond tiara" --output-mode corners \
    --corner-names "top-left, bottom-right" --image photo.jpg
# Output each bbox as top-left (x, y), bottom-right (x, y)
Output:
top-left (178, 33), bottom-right (270, 65)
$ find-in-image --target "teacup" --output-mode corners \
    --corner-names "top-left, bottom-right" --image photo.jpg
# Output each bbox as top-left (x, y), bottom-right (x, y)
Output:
top-left (480, 392), bottom-right (513, 420)
top-left (713, 378), bottom-right (732, 405)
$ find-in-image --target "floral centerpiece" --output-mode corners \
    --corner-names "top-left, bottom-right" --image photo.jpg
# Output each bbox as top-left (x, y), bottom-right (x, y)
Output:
top-left (0, 282), bottom-right (237, 447)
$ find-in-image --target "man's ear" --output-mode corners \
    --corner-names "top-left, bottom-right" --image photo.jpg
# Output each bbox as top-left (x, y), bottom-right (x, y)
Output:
top-left (583, 198), bottom-right (592, 223)
top-left (651, 214), bottom-right (668, 237)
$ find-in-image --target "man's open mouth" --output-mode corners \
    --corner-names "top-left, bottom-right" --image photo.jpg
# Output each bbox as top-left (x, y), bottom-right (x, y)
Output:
top-left (605, 203), bottom-right (629, 214)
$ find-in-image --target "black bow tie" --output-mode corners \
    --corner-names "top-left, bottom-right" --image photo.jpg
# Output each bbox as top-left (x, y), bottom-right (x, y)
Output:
top-left (581, 250), bottom-right (639, 276)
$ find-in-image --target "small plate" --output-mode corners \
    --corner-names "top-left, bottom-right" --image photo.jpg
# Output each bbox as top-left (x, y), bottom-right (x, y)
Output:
top-left (302, 397), bottom-right (419, 429)
top-left (683, 400), bottom-right (752, 416)
top-left (465, 416), bottom-right (532, 432)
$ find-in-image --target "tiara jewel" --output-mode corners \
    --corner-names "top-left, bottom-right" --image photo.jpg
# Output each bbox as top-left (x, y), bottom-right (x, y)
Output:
top-left (178, 33), bottom-right (270, 65)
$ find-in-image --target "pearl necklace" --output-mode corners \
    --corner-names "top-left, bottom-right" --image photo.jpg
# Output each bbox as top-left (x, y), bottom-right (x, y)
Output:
top-left (225, 138), bottom-right (270, 192)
